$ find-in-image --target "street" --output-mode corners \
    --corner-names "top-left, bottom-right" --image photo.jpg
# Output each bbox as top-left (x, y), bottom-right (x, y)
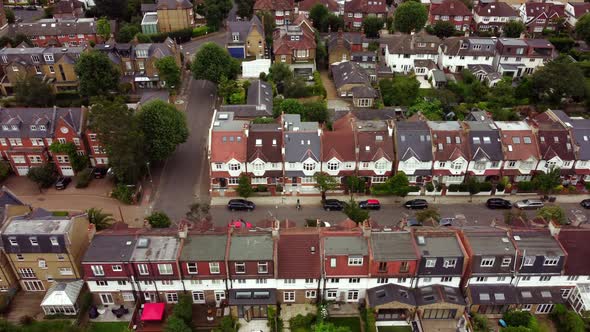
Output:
top-left (180, 29), bottom-right (227, 58)
top-left (152, 79), bottom-right (217, 221)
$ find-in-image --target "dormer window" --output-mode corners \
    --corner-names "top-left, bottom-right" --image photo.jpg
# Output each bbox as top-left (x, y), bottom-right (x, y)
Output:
top-left (417, 42), bottom-right (426, 48)
top-left (327, 161), bottom-right (339, 171)
top-left (10, 125), bottom-right (18, 131)
top-left (136, 49), bottom-right (148, 58)
top-left (44, 54), bottom-right (54, 62)
top-left (1, 125), bottom-right (8, 131)
top-left (443, 258), bottom-right (456, 268)
top-left (232, 32), bottom-right (240, 42)
top-left (30, 125), bottom-right (37, 131)
top-left (290, 35), bottom-right (300, 41)
top-left (543, 256), bottom-right (559, 266)
top-left (255, 139), bottom-right (262, 146)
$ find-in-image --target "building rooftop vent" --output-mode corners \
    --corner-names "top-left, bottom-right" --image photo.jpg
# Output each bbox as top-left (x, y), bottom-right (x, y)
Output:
top-left (417, 236), bottom-right (426, 245)
top-left (137, 238), bottom-right (150, 248)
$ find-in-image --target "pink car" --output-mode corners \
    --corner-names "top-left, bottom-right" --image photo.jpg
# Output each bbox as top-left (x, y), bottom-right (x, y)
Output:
top-left (228, 219), bottom-right (252, 229)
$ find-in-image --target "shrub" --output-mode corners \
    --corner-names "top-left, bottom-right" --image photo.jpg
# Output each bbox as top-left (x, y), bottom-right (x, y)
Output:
top-left (472, 313), bottom-right (488, 332)
top-left (479, 182), bottom-right (493, 192)
top-left (503, 310), bottom-right (533, 328)
top-left (164, 316), bottom-right (191, 332)
top-left (408, 186), bottom-right (420, 192)
top-left (0, 161), bottom-right (10, 182)
top-left (147, 211), bottom-right (171, 228)
top-left (448, 184), bottom-right (464, 192)
top-left (192, 25), bottom-right (209, 37)
top-left (256, 185), bottom-right (267, 192)
top-left (289, 313), bottom-right (316, 330)
top-left (27, 163), bottom-right (57, 189)
top-left (496, 182), bottom-right (505, 191)
top-left (426, 182), bottom-right (435, 192)
top-left (550, 304), bottom-right (585, 332)
top-left (75, 168), bottom-right (93, 188)
top-left (213, 316), bottom-right (238, 332)
top-left (19, 315), bottom-right (35, 325)
top-left (52, 211), bottom-right (69, 217)
top-left (585, 182), bottom-right (590, 191)
top-left (517, 181), bottom-right (536, 192)
top-left (267, 306), bottom-right (283, 332)
top-left (111, 184), bottom-right (134, 204)
top-left (172, 294), bottom-right (193, 325)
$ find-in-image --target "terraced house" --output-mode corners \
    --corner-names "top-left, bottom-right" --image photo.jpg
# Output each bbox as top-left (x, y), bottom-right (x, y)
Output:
top-left (8, 18), bottom-right (113, 47)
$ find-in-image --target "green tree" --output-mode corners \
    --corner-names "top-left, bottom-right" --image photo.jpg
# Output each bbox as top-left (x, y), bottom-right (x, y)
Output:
top-left (172, 294), bottom-right (193, 325)
top-left (164, 316), bottom-right (191, 332)
top-left (531, 56), bottom-right (588, 104)
top-left (258, 11), bottom-right (276, 45)
top-left (372, 172), bottom-right (412, 196)
top-left (408, 99), bottom-right (444, 120)
top-left (14, 76), bottom-right (54, 107)
top-left (314, 172), bottom-right (339, 202)
top-left (327, 14), bottom-right (344, 32)
top-left (379, 75), bottom-right (420, 106)
top-left (89, 98), bottom-right (147, 184)
top-left (310, 4), bottom-right (330, 32)
top-left (533, 166), bottom-right (560, 196)
top-left (394, 1), bottom-right (428, 33)
top-left (138, 100), bottom-right (189, 162)
top-left (575, 14), bottom-right (590, 44)
top-left (95, 0), bottom-right (128, 19)
top-left (274, 98), bottom-right (304, 117)
top-left (362, 17), bottom-right (384, 38)
top-left (343, 199), bottom-right (370, 224)
top-left (268, 62), bottom-right (293, 93)
top-left (504, 20), bottom-right (525, 38)
top-left (218, 76), bottom-right (241, 103)
top-left (0, 162), bottom-right (10, 182)
top-left (415, 208), bottom-right (440, 223)
top-left (346, 176), bottom-right (366, 197)
top-left (503, 310), bottom-right (533, 328)
top-left (433, 21), bottom-right (455, 38)
top-left (27, 163), bottom-right (57, 191)
top-left (147, 211), bottom-right (172, 228)
top-left (86, 208), bottom-right (114, 231)
top-left (537, 206), bottom-right (566, 225)
top-left (236, 174), bottom-right (254, 198)
top-left (236, 0), bottom-right (255, 19)
top-left (465, 176), bottom-right (481, 202)
top-left (200, 0), bottom-right (232, 31)
top-left (302, 100), bottom-right (329, 123)
top-left (116, 23), bottom-right (140, 43)
top-left (75, 51), bottom-right (120, 97)
top-left (191, 43), bottom-right (239, 84)
top-left (96, 17), bottom-right (111, 41)
top-left (550, 304), bottom-right (585, 332)
top-left (155, 56), bottom-right (181, 91)
top-left (5, 8), bottom-right (15, 24)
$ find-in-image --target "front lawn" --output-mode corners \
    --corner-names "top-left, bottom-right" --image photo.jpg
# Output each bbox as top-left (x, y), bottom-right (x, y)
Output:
top-left (377, 326), bottom-right (413, 332)
top-left (328, 317), bottom-right (362, 332)
top-left (87, 322), bottom-right (130, 332)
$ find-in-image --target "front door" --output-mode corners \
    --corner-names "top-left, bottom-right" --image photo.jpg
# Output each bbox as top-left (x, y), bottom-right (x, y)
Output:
top-left (100, 293), bottom-right (114, 305)
top-left (22, 280), bottom-right (44, 291)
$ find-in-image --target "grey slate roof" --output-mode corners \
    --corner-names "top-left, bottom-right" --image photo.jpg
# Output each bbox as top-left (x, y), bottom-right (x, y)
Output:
top-left (227, 16), bottom-right (263, 44)
top-left (141, 3), bottom-right (158, 13)
top-left (352, 85), bottom-right (378, 98)
top-left (465, 121), bottom-right (504, 161)
top-left (229, 234), bottom-right (274, 261)
top-left (331, 61), bottom-right (370, 89)
top-left (415, 234), bottom-right (462, 257)
top-left (572, 119), bottom-right (590, 160)
top-left (517, 287), bottom-right (566, 304)
top-left (512, 232), bottom-right (565, 256)
top-left (247, 79), bottom-right (273, 113)
top-left (220, 105), bottom-right (271, 118)
top-left (324, 236), bottom-right (368, 256)
top-left (157, 0), bottom-right (193, 10)
top-left (83, 235), bottom-right (137, 262)
top-left (283, 115), bottom-right (320, 163)
top-left (131, 236), bottom-right (180, 261)
top-left (469, 284), bottom-right (518, 305)
top-left (370, 232), bottom-right (418, 261)
top-left (0, 46), bottom-right (85, 66)
top-left (395, 121), bottom-right (433, 162)
top-left (0, 107), bottom-right (83, 139)
top-left (8, 18), bottom-right (113, 38)
top-left (367, 284), bottom-right (416, 307)
top-left (464, 232), bottom-right (516, 256)
top-left (383, 32), bottom-right (441, 55)
top-left (180, 235), bottom-right (227, 261)
top-left (415, 285), bottom-right (465, 306)
top-left (0, 187), bottom-right (23, 225)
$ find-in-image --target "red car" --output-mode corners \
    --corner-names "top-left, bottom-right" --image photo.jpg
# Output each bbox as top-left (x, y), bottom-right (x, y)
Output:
top-left (228, 219), bottom-right (252, 229)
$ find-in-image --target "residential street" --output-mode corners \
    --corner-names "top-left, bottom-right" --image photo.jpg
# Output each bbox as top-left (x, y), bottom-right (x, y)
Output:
top-left (152, 79), bottom-right (217, 221)
top-left (181, 29), bottom-right (227, 58)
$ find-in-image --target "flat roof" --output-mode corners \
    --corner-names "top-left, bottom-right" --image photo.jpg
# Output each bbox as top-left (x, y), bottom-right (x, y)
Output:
top-left (3, 218), bottom-right (72, 235)
top-left (83, 235), bottom-right (137, 262)
top-left (494, 121), bottom-right (531, 131)
top-left (130, 236), bottom-right (180, 261)
top-left (513, 232), bottom-right (564, 256)
top-left (180, 235), bottom-right (227, 261)
top-left (464, 232), bottom-right (516, 255)
top-left (229, 234), bottom-right (274, 261)
top-left (212, 112), bottom-right (249, 131)
top-left (370, 232), bottom-right (418, 261)
top-left (324, 236), bottom-right (368, 256)
top-left (415, 234), bottom-right (463, 257)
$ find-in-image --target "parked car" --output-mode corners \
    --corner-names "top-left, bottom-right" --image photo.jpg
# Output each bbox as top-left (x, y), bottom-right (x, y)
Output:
top-left (581, 199), bottom-right (590, 209)
top-left (55, 177), bottom-right (72, 190)
top-left (13, 5), bottom-right (24, 10)
top-left (407, 218), bottom-right (423, 227)
top-left (323, 199), bottom-right (344, 211)
top-left (228, 219), bottom-right (252, 229)
top-left (227, 199), bottom-right (255, 211)
top-left (486, 198), bottom-right (512, 209)
top-left (93, 167), bottom-right (108, 179)
top-left (404, 199), bottom-right (428, 209)
top-left (359, 199), bottom-right (381, 210)
top-left (26, 5), bottom-right (37, 10)
top-left (514, 199), bottom-right (544, 210)
top-left (439, 217), bottom-right (455, 227)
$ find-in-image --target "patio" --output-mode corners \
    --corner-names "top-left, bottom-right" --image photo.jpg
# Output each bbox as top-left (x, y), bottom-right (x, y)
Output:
top-left (90, 303), bottom-right (136, 322)
top-left (3, 291), bottom-right (44, 322)
top-left (327, 303), bottom-right (360, 317)
top-left (420, 319), bottom-right (460, 332)
top-left (193, 304), bottom-right (227, 329)
top-left (280, 303), bottom-right (316, 330)
top-left (238, 318), bottom-right (269, 332)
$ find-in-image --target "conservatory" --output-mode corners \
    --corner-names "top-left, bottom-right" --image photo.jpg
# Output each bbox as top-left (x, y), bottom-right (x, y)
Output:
top-left (41, 280), bottom-right (84, 316)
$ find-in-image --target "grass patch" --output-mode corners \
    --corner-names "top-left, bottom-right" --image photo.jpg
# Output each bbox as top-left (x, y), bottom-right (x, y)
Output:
top-left (328, 317), bottom-right (362, 332)
top-left (87, 322), bottom-right (130, 332)
top-left (377, 326), bottom-right (413, 332)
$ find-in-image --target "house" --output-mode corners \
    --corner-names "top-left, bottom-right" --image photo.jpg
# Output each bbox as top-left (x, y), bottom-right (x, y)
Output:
top-left (331, 61), bottom-right (378, 107)
top-left (351, 51), bottom-right (378, 70)
top-left (492, 38), bottom-right (555, 78)
top-left (366, 283), bottom-right (417, 326)
top-left (273, 17), bottom-right (317, 76)
top-left (461, 231), bottom-right (518, 316)
top-left (383, 32), bottom-right (442, 74)
top-left (463, 120), bottom-right (504, 182)
top-left (368, 232), bottom-right (420, 289)
top-left (468, 64), bottom-right (502, 87)
top-left (356, 118), bottom-right (394, 186)
top-left (428, 121), bottom-right (470, 184)
top-left (428, 0), bottom-right (471, 31)
top-left (0, 107), bottom-right (87, 176)
top-left (1, 208), bottom-right (90, 292)
top-left (327, 32), bottom-right (366, 65)
top-left (321, 114), bottom-right (356, 186)
top-left (394, 121), bottom-right (434, 184)
top-left (296, 0), bottom-right (340, 17)
top-left (323, 233), bottom-right (370, 303)
top-left (246, 123), bottom-right (284, 191)
top-left (254, 0), bottom-right (295, 25)
top-left (156, 0), bottom-right (194, 33)
top-left (0, 189), bottom-right (26, 294)
top-left (473, 2), bottom-right (520, 32)
top-left (53, 0), bottom-right (84, 19)
top-left (227, 15), bottom-right (265, 59)
top-left (282, 114), bottom-right (321, 193)
top-left (141, 12), bottom-right (159, 34)
top-left (529, 111), bottom-right (576, 183)
top-left (227, 234), bottom-right (277, 320)
top-left (8, 18), bottom-right (112, 47)
top-left (179, 234), bottom-right (228, 305)
top-left (343, 0), bottom-right (387, 30)
top-left (132, 39), bottom-right (182, 89)
top-left (564, 2), bottom-right (590, 27)
top-left (519, 1), bottom-right (565, 34)
top-left (495, 121), bottom-right (541, 182)
top-left (221, 79), bottom-right (274, 119)
top-left (413, 231), bottom-right (467, 288)
top-left (557, 230), bottom-right (590, 314)
top-left (276, 233), bottom-right (321, 304)
top-left (438, 37), bottom-right (497, 73)
top-left (208, 111), bottom-right (249, 193)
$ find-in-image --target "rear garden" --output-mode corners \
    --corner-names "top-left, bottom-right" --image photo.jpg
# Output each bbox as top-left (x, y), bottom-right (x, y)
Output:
top-left (376, 326), bottom-right (412, 332)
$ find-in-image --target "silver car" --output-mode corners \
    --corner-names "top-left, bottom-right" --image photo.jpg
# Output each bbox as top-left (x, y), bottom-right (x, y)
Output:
top-left (514, 199), bottom-right (544, 209)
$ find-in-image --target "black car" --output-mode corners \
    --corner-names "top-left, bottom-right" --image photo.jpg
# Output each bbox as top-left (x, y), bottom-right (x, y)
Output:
top-left (581, 199), bottom-right (590, 209)
top-left (359, 199), bottom-right (381, 210)
top-left (227, 199), bottom-right (255, 211)
top-left (93, 167), bottom-right (108, 179)
top-left (26, 5), bottom-right (37, 10)
top-left (323, 199), bottom-right (344, 211)
top-left (486, 198), bottom-right (512, 209)
top-left (55, 176), bottom-right (72, 190)
top-left (404, 199), bottom-right (428, 209)
top-left (13, 5), bottom-right (24, 10)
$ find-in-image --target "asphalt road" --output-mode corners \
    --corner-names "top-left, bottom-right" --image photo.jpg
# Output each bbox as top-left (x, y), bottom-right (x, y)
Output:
top-left (152, 79), bottom-right (217, 221)
top-left (180, 29), bottom-right (227, 58)
top-left (210, 202), bottom-right (589, 228)
top-left (11, 7), bottom-right (43, 23)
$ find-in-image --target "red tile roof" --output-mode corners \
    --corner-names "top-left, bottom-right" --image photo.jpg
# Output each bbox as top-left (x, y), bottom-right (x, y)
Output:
top-left (344, 0), bottom-right (387, 14)
top-left (524, 2), bottom-right (564, 21)
top-left (558, 230), bottom-right (590, 275)
top-left (496, 124), bottom-right (541, 161)
top-left (430, 126), bottom-right (470, 161)
top-left (254, 0), bottom-right (294, 11)
top-left (322, 116), bottom-right (356, 162)
top-left (474, 2), bottom-right (517, 17)
top-left (277, 233), bottom-right (321, 278)
top-left (568, 2), bottom-right (590, 18)
top-left (530, 113), bottom-right (575, 161)
top-left (298, 0), bottom-right (339, 12)
top-left (210, 132), bottom-right (248, 163)
top-left (430, 0), bottom-right (471, 16)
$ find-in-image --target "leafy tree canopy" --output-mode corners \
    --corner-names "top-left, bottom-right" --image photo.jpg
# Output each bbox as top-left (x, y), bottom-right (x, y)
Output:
top-left (363, 17), bottom-right (384, 38)
top-left (116, 23), bottom-right (140, 43)
top-left (14, 76), bottom-right (54, 107)
top-left (504, 20), bottom-right (525, 38)
top-left (310, 4), bottom-right (330, 32)
top-left (379, 75), bottom-right (420, 106)
top-left (138, 100), bottom-right (189, 162)
top-left (433, 21), bottom-right (455, 38)
top-left (394, 1), bottom-right (428, 33)
top-left (155, 56), bottom-right (181, 91)
top-left (95, 0), bottom-right (128, 19)
top-left (575, 14), bottom-right (590, 44)
top-left (191, 43), bottom-right (239, 84)
top-left (75, 51), bottom-right (120, 97)
top-left (235, 0), bottom-right (255, 19)
top-left (147, 211), bottom-right (172, 228)
top-left (236, 174), bottom-right (254, 198)
top-left (343, 199), bottom-right (370, 224)
top-left (530, 56), bottom-right (588, 105)
top-left (96, 17), bottom-right (112, 40)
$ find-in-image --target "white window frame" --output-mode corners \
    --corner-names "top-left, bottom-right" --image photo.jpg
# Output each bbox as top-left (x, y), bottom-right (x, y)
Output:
top-left (443, 258), bottom-right (457, 268)
top-left (480, 258), bottom-right (495, 267)
top-left (305, 290), bottom-right (316, 299)
top-left (235, 262), bottom-right (246, 274)
top-left (158, 264), bottom-right (173, 275)
top-left (425, 259), bottom-right (436, 268)
top-left (283, 291), bottom-right (295, 302)
top-left (209, 262), bottom-right (220, 274)
top-left (112, 265), bottom-right (122, 272)
top-left (187, 263), bottom-right (198, 274)
top-left (348, 257), bottom-right (363, 266)
top-left (257, 262), bottom-right (268, 274)
top-left (138, 264), bottom-right (149, 275)
top-left (543, 257), bottom-right (559, 266)
top-left (91, 265), bottom-right (104, 276)
top-left (501, 257), bottom-right (512, 267)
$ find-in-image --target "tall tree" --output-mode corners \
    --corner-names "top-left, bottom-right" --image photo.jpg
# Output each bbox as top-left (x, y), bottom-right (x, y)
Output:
top-left (371, 172), bottom-right (412, 196)
top-left (433, 21), bottom-right (455, 38)
top-left (75, 51), bottom-right (120, 97)
top-left (116, 23), bottom-right (140, 43)
top-left (191, 43), bottom-right (239, 84)
top-left (5, 8), bottom-right (15, 24)
top-left (86, 208), bottom-right (115, 230)
top-left (533, 167), bottom-right (561, 196)
top-left (531, 56), bottom-right (588, 104)
top-left (362, 17), bottom-right (384, 38)
top-left (343, 199), bottom-right (370, 225)
top-left (14, 76), bottom-right (54, 107)
top-left (268, 62), bottom-right (293, 93)
top-left (575, 13), bottom-right (590, 44)
top-left (155, 56), bottom-right (181, 91)
top-left (27, 163), bottom-right (57, 191)
top-left (394, 1), bottom-right (428, 33)
top-left (258, 11), bottom-right (276, 45)
top-left (327, 14), bottom-right (344, 32)
top-left (236, 0), bottom-right (255, 19)
top-left (199, 0), bottom-right (232, 31)
top-left (89, 98), bottom-right (147, 184)
top-left (310, 4), bottom-right (330, 32)
top-left (96, 17), bottom-right (111, 41)
top-left (138, 100), bottom-right (189, 162)
top-left (94, 0), bottom-right (128, 19)
top-left (313, 172), bottom-right (339, 202)
top-left (379, 75), bottom-right (420, 106)
top-left (504, 20), bottom-right (525, 38)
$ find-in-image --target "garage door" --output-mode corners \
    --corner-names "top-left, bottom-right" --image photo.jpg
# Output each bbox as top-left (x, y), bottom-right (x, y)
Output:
top-left (60, 166), bottom-right (74, 176)
top-left (16, 166), bottom-right (29, 176)
top-left (228, 46), bottom-right (245, 59)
